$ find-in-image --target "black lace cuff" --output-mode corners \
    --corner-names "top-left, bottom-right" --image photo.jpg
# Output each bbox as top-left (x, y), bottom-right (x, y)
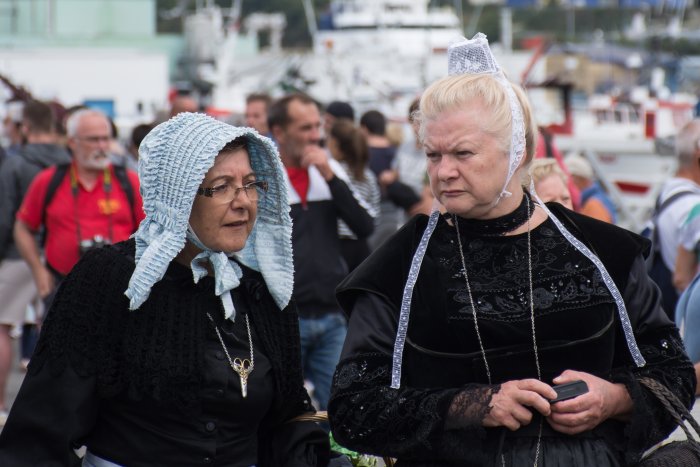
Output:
top-left (445, 384), bottom-right (500, 431)
top-left (329, 352), bottom-right (499, 462)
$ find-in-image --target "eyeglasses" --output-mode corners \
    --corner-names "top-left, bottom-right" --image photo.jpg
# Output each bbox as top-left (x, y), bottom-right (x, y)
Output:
top-left (75, 135), bottom-right (112, 144)
top-left (197, 180), bottom-right (268, 203)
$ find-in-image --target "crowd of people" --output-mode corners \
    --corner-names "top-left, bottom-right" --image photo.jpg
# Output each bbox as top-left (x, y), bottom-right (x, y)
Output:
top-left (0, 31), bottom-right (697, 466)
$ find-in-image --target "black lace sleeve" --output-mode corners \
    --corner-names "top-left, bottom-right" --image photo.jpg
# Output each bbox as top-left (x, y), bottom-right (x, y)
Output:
top-left (328, 293), bottom-right (499, 462)
top-left (610, 255), bottom-right (696, 465)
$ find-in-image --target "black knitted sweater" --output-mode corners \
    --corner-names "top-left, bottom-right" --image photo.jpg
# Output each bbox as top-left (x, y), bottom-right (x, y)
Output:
top-left (0, 239), bottom-right (329, 467)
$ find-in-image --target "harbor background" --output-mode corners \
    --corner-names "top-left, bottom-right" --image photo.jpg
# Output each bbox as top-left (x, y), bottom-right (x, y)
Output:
top-left (3, 0), bottom-right (700, 453)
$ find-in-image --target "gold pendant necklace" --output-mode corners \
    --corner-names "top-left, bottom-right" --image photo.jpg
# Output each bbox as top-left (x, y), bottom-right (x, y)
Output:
top-left (453, 196), bottom-right (542, 467)
top-left (206, 312), bottom-right (254, 398)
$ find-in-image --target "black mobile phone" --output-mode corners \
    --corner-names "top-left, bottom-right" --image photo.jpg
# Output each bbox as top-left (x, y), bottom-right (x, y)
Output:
top-left (550, 380), bottom-right (589, 403)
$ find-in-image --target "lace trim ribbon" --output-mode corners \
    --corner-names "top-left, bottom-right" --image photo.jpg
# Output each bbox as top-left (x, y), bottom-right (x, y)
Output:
top-left (391, 210), bottom-right (441, 389)
top-left (530, 187), bottom-right (646, 367)
top-left (392, 194), bottom-right (646, 391)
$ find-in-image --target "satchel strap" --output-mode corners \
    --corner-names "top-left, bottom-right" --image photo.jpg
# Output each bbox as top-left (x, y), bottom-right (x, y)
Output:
top-left (286, 410), bottom-right (328, 424)
top-left (638, 376), bottom-right (700, 449)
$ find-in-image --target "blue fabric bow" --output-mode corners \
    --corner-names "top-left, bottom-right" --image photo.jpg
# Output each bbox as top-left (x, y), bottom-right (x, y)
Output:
top-left (191, 250), bottom-right (243, 321)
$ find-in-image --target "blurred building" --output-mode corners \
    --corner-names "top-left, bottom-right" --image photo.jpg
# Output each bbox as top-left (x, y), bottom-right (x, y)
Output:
top-left (0, 0), bottom-right (182, 131)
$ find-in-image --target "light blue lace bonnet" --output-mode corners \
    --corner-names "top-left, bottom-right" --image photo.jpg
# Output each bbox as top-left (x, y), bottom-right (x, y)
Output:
top-left (124, 112), bottom-right (293, 318)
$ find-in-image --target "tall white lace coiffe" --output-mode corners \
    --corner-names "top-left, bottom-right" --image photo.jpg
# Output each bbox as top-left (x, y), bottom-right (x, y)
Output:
top-left (447, 32), bottom-right (526, 204)
top-left (390, 33), bottom-right (645, 390)
top-left (125, 112), bottom-right (294, 322)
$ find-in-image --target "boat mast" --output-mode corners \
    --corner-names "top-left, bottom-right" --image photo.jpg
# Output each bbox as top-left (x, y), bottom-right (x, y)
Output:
top-left (454, 0), bottom-right (464, 34)
top-left (500, 7), bottom-right (512, 52)
top-left (301, 0), bottom-right (318, 44)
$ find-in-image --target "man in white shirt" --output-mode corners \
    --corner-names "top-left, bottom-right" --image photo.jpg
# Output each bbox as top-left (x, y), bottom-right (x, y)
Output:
top-left (654, 119), bottom-right (700, 317)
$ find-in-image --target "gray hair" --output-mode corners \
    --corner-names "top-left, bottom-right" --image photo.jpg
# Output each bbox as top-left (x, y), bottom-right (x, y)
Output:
top-left (65, 109), bottom-right (109, 138)
top-left (676, 119), bottom-right (700, 168)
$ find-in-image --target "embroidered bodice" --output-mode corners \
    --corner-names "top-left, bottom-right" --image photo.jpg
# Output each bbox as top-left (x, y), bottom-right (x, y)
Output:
top-left (329, 207), bottom-right (695, 466)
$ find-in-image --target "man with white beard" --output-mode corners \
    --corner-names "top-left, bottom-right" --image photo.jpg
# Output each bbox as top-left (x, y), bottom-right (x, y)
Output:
top-left (14, 109), bottom-right (144, 313)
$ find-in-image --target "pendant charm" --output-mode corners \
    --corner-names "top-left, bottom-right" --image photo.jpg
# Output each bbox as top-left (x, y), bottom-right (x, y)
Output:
top-left (233, 357), bottom-right (252, 398)
top-left (207, 312), bottom-right (255, 400)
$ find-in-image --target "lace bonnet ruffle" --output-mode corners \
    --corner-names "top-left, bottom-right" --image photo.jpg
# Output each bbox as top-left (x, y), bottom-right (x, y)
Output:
top-left (124, 112), bottom-right (293, 319)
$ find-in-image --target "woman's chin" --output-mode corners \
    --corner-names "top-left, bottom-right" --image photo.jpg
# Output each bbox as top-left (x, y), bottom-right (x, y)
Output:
top-left (209, 238), bottom-right (248, 255)
top-left (224, 242), bottom-right (247, 254)
top-left (442, 202), bottom-right (476, 218)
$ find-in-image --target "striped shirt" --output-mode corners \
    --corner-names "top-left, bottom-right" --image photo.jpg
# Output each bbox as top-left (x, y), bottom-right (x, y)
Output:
top-left (338, 164), bottom-right (381, 239)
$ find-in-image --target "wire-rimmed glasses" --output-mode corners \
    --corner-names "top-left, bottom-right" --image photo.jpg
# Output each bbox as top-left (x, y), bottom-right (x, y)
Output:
top-left (196, 180), bottom-right (268, 204)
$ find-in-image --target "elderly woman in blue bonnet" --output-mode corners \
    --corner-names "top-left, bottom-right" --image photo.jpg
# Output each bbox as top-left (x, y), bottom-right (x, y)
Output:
top-left (0, 113), bottom-right (330, 466)
top-left (327, 34), bottom-right (695, 466)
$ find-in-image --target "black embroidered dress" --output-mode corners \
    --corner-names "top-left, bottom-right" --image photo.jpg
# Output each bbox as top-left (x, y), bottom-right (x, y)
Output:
top-left (329, 202), bottom-right (695, 466)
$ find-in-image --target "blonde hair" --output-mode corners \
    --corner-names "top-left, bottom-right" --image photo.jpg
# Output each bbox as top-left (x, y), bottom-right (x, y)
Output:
top-left (523, 158), bottom-right (568, 188)
top-left (385, 122), bottom-right (404, 147)
top-left (417, 73), bottom-right (536, 165)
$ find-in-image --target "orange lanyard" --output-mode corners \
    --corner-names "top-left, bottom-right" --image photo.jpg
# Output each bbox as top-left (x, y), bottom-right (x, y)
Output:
top-left (69, 165), bottom-right (113, 248)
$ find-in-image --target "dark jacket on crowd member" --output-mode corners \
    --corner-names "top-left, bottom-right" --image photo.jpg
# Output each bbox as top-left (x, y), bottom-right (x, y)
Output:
top-left (0, 143), bottom-right (70, 260)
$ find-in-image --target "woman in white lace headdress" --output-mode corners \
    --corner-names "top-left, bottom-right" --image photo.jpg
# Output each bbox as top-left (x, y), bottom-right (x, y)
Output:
top-left (327, 33), bottom-right (694, 466)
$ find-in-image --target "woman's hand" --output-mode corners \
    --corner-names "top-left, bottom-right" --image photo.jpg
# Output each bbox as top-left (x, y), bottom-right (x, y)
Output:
top-left (547, 370), bottom-right (633, 435)
top-left (302, 144), bottom-right (334, 181)
top-left (483, 379), bottom-right (557, 431)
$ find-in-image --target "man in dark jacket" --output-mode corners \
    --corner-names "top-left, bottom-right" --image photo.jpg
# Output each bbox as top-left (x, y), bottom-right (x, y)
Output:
top-left (0, 99), bottom-right (70, 420)
top-left (0, 100), bottom-right (71, 261)
top-left (268, 93), bottom-right (374, 412)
